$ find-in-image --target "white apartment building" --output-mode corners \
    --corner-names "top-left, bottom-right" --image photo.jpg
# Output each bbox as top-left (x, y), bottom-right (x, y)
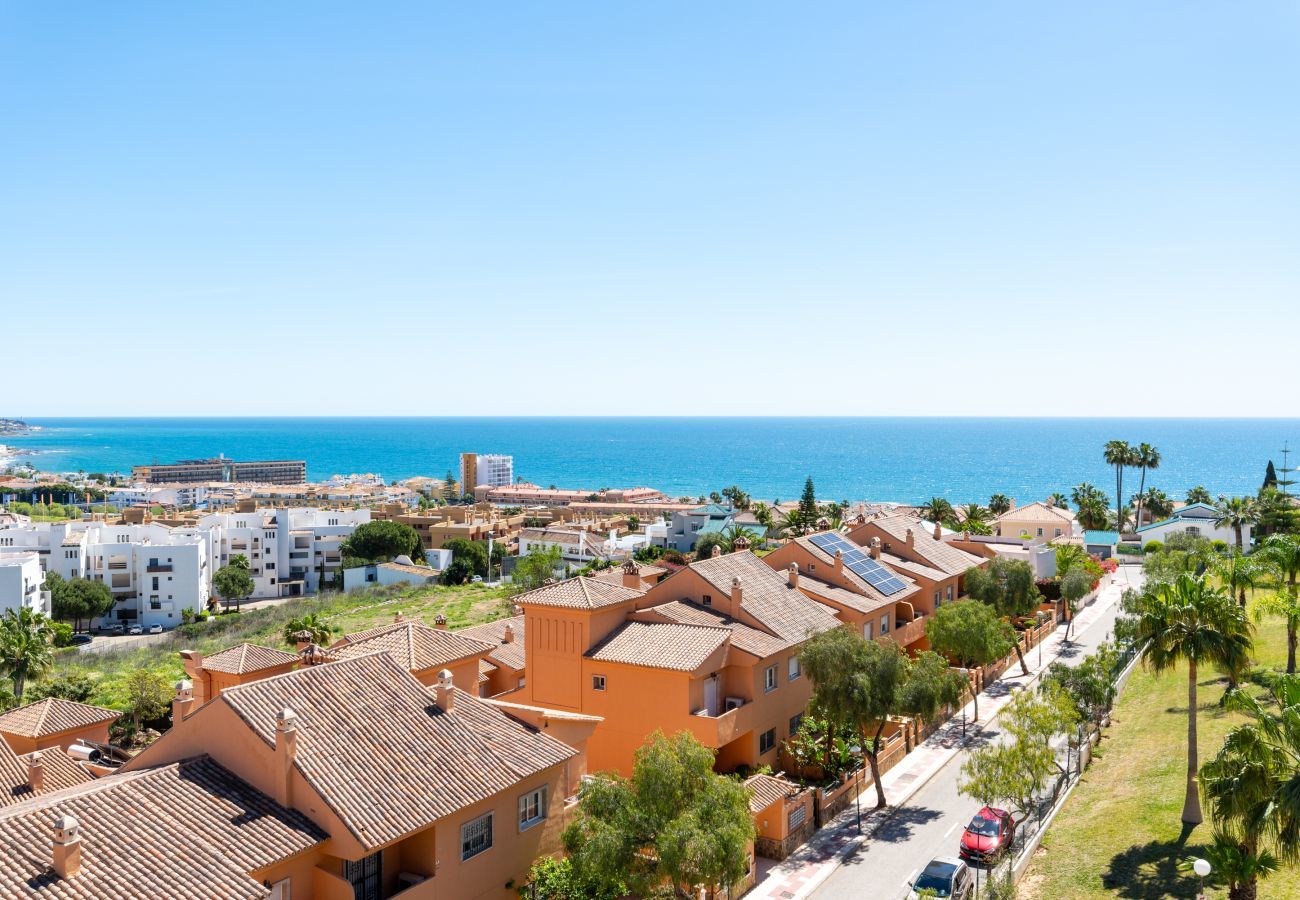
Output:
top-left (107, 483), bottom-right (210, 509)
top-left (460, 453), bottom-right (514, 491)
top-left (0, 551), bottom-right (51, 615)
top-left (0, 507), bottom-right (371, 629)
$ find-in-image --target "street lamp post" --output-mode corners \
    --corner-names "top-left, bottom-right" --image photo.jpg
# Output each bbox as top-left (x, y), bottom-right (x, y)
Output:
top-left (1192, 857), bottom-right (1210, 900)
top-left (849, 744), bottom-right (863, 834)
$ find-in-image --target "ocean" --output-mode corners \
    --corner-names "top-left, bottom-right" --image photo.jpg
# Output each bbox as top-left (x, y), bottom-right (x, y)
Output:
top-left (3, 417), bottom-right (1297, 506)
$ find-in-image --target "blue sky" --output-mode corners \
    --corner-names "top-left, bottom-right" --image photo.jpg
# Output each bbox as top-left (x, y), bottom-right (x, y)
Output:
top-left (3, 2), bottom-right (1297, 416)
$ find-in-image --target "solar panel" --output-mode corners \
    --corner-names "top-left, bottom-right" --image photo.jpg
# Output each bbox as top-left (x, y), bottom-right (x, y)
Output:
top-left (808, 531), bottom-right (908, 596)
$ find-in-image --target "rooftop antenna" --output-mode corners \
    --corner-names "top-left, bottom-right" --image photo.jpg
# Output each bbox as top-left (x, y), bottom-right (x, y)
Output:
top-left (1279, 442), bottom-right (1297, 497)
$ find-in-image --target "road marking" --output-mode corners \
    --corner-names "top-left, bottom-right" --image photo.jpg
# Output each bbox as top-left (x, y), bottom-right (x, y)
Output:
top-left (944, 820), bottom-right (962, 838)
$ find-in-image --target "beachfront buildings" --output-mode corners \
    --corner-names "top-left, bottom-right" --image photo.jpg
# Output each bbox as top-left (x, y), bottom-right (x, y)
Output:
top-left (460, 452), bottom-right (514, 493)
top-left (0, 652), bottom-right (586, 900)
top-left (1134, 501), bottom-right (1249, 547)
top-left (991, 500), bottom-right (1078, 542)
top-left (0, 551), bottom-right (50, 615)
top-left (132, 457), bottom-right (307, 485)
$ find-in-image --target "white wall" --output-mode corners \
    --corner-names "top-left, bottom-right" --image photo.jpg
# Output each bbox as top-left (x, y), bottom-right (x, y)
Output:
top-left (0, 552), bottom-right (50, 615)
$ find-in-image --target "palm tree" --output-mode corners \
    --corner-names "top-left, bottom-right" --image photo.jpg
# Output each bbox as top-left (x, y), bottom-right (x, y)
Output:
top-left (1104, 440), bottom-right (1136, 535)
top-left (1133, 574), bottom-right (1253, 825)
top-left (1142, 488), bottom-right (1175, 522)
top-left (1255, 568), bottom-right (1300, 675)
top-left (1215, 496), bottom-right (1260, 552)
top-left (988, 494), bottom-right (1011, 516)
top-left (283, 613), bottom-right (336, 647)
top-left (778, 509), bottom-right (805, 540)
top-left (1048, 492), bottom-right (1069, 510)
top-left (958, 504), bottom-right (993, 536)
top-left (1187, 486), bottom-right (1213, 505)
top-left (1200, 675), bottom-right (1300, 899)
top-left (1196, 831), bottom-right (1279, 900)
top-left (721, 524), bottom-right (759, 553)
top-left (918, 497), bottom-right (955, 529)
top-left (752, 502), bottom-right (772, 529)
top-left (1132, 443), bottom-right (1161, 529)
top-left (0, 609), bottom-right (55, 701)
top-left (1216, 551), bottom-right (1261, 609)
top-left (1072, 482), bottom-right (1110, 531)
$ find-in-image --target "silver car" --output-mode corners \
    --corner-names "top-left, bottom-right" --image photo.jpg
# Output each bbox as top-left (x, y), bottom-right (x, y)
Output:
top-left (908, 856), bottom-right (973, 899)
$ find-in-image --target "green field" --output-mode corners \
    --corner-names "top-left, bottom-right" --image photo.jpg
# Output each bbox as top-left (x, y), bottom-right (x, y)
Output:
top-left (47, 581), bottom-right (512, 711)
top-left (1021, 595), bottom-right (1297, 899)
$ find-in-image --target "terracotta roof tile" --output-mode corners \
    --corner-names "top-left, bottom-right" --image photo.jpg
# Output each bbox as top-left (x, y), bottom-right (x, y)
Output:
top-left (200, 643), bottom-right (299, 675)
top-left (744, 773), bottom-right (800, 814)
top-left (0, 755), bottom-right (323, 899)
top-left (798, 577), bottom-right (892, 617)
top-left (219, 653), bottom-right (574, 851)
top-left (457, 616), bottom-right (526, 671)
top-left (642, 601), bottom-right (789, 658)
top-left (514, 576), bottom-right (644, 611)
top-left (689, 552), bottom-right (842, 643)
top-left (329, 620), bottom-right (493, 672)
top-left (790, 533), bottom-right (919, 604)
top-left (588, 622), bottom-right (729, 671)
top-left (0, 745), bottom-right (92, 808)
top-left (0, 699), bottom-right (120, 740)
top-left (863, 516), bottom-right (986, 577)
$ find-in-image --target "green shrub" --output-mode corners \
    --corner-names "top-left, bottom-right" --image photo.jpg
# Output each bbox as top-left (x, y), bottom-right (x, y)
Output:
top-left (51, 622), bottom-right (74, 647)
top-left (1143, 540), bottom-right (1163, 554)
top-left (1211, 539), bottom-right (1228, 552)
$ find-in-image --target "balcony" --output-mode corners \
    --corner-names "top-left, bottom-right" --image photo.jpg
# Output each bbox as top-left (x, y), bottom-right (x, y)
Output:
top-left (686, 698), bottom-right (754, 748)
top-left (886, 615), bottom-right (928, 649)
top-left (107, 561), bottom-right (128, 571)
top-left (146, 564), bottom-right (173, 573)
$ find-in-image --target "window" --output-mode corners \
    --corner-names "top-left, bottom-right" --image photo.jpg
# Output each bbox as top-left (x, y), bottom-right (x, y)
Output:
top-left (880, 613), bottom-right (890, 635)
top-left (344, 852), bottom-right (381, 900)
top-left (789, 805), bottom-right (808, 830)
top-left (759, 728), bottom-right (776, 754)
top-left (266, 562), bottom-right (275, 571)
top-left (946, 585), bottom-right (953, 602)
top-left (808, 563), bottom-right (816, 572)
top-left (764, 665), bottom-right (778, 693)
top-left (1054, 528), bottom-right (1062, 537)
top-left (789, 713), bottom-right (803, 736)
top-left (592, 674), bottom-right (606, 691)
top-left (788, 655), bottom-right (801, 681)
top-left (268, 878), bottom-right (291, 900)
top-left (1036, 528), bottom-right (1044, 537)
top-left (934, 591), bottom-right (941, 606)
top-left (864, 622), bottom-right (873, 640)
top-left (702, 594), bottom-right (712, 606)
top-left (518, 786), bottom-right (549, 830)
top-left (461, 812), bottom-right (494, 861)
top-left (152, 577), bottom-right (159, 591)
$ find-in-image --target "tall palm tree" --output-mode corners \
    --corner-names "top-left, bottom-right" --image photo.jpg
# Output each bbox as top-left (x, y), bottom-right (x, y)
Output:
top-left (1216, 551), bottom-right (1260, 609)
top-left (1215, 496), bottom-right (1260, 552)
top-left (0, 609), bottom-right (55, 701)
top-left (988, 494), bottom-right (1011, 516)
top-left (958, 504), bottom-right (992, 536)
top-left (1187, 485), bottom-right (1213, 505)
top-left (1258, 535), bottom-right (1300, 674)
top-left (1104, 440), bottom-right (1136, 535)
top-left (1200, 674), bottom-right (1300, 899)
top-left (1049, 492), bottom-right (1069, 510)
top-left (1132, 443), bottom-right (1161, 529)
top-left (1133, 574), bottom-right (1253, 825)
top-left (778, 509), bottom-right (805, 540)
top-left (918, 497), bottom-right (955, 529)
top-left (752, 502), bottom-right (772, 529)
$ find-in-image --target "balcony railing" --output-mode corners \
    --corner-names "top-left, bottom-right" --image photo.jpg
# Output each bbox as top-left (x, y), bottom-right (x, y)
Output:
top-left (146, 564), bottom-right (173, 573)
top-left (884, 615), bottom-right (927, 648)
top-left (686, 698), bottom-right (754, 748)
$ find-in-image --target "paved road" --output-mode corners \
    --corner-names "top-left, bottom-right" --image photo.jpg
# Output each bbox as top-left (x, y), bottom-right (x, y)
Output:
top-left (815, 566), bottom-right (1144, 899)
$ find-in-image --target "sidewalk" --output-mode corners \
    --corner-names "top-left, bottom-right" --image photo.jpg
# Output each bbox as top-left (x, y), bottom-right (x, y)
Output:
top-left (745, 572), bottom-right (1133, 900)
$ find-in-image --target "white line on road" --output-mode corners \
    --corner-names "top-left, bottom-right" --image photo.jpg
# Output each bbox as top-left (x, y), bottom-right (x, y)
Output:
top-left (944, 820), bottom-right (962, 839)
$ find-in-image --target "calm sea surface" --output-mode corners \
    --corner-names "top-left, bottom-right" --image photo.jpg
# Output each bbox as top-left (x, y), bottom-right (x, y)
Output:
top-left (4, 418), bottom-right (1297, 506)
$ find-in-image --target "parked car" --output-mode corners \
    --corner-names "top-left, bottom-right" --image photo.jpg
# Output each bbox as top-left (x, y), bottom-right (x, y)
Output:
top-left (99, 623), bottom-right (125, 635)
top-left (71, 634), bottom-right (94, 646)
top-left (147, 624), bottom-right (163, 634)
top-left (908, 857), bottom-right (973, 900)
top-left (959, 806), bottom-right (1017, 865)
top-left (126, 624), bottom-right (143, 635)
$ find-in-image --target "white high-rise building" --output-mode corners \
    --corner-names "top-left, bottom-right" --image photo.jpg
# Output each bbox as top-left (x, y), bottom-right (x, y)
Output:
top-left (459, 453), bottom-right (514, 492)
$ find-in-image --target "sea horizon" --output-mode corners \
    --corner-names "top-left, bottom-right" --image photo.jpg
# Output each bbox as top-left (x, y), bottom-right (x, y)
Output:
top-left (5, 416), bottom-right (1298, 507)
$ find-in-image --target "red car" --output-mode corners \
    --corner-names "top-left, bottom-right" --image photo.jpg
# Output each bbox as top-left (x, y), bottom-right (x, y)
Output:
top-left (959, 807), bottom-right (1016, 864)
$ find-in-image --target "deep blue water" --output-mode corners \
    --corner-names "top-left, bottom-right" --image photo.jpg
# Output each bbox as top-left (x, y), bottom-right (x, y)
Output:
top-left (3, 418), bottom-right (1297, 506)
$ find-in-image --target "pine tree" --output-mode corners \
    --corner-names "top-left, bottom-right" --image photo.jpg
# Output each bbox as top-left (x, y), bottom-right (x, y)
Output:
top-left (1264, 460), bottom-right (1279, 490)
top-left (798, 476), bottom-right (818, 531)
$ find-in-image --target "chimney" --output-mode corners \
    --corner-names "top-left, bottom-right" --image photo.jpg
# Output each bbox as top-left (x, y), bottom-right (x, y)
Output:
top-left (869, 537), bottom-right (881, 560)
top-left (905, 528), bottom-right (915, 548)
top-left (393, 610), bottom-right (405, 623)
top-left (787, 562), bottom-right (799, 589)
top-left (51, 814), bottom-right (81, 879)
top-left (1045, 496), bottom-right (1055, 508)
top-left (27, 751), bottom-right (44, 793)
top-left (290, 630), bottom-right (314, 652)
top-left (731, 576), bottom-right (743, 607)
top-left (434, 614), bottom-right (447, 630)
top-left (172, 679), bottom-right (194, 724)
top-left (434, 669), bottom-right (455, 712)
top-left (1009, 498), bottom-right (1017, 511)
top-left (274, 708), bottom-right (299, 808)
top-left (502, 623), bottom-right (515, 644)
top-left (179, 649), bottom-right (203, 681)
top-left (711, 545), bottom-right (722, 558)
top-left (622, 559), bottom-right (641, 589)
top-left (933, 521), bottom-right (942, 540)
top-left (732, 535), bottom-right (751, 553)
top-left (834, 549), bottom-right (844, 575)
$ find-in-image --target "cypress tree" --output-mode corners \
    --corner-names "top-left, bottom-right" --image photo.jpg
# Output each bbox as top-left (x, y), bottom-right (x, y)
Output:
top-left (798, 476), bottom-right (818, 530)
top-left (1264, 460), bottom-right (1279, 490)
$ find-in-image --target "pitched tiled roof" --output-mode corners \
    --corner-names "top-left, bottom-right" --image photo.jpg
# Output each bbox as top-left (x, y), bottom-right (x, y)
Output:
top-left (993, 501), bottom-right (1074, 524)
top-left (0, 698), bottom-right (120, 739)
top-left (329, 620), bottom-right (493, 672)
top-left (219, 653), bottom-right (575, 851)
top-left (866, 516), bottom-right (986, 577)
top-left (0, 745), bottom-right (92, 808)
top-left (0, 755), bottom-right (324, 899)
top-left (377, 561), bottom-right (439, 578)
top-left (799, 577), bottom-right (892, 616)
top-left (790, 534), bottom-right (919, 604)
top-left (643, 600), bottom-right (789, 658)
top-left (590, 564), bottom-right (668, 587)
top-left (477, 659), bottom-right (496, 683)
top-left (457, 616), bottom-right (526, 670)
top-left (514, 576), bottom-right (644, 610)
top-left (690, 552), bottom-right (842, 643)
top-left (745, 772), bottom-right (799, 813)
top-left (588, 622), bottom-right (729, 671)
top-left (878, 552), bottom-right (949, 584)
top-left (201, 643), bottom-right (299, 675)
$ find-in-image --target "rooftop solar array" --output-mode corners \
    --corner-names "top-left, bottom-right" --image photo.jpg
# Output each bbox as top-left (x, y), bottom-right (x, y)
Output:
top-left (808, 532), bottom-right (910, 596)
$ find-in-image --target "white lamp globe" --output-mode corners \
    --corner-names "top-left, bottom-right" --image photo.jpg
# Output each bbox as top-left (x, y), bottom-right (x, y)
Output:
top-left (1192, 858), bottom-right (1211, 878)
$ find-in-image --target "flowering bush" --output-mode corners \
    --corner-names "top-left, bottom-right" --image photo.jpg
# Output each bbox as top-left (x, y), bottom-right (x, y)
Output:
top-left (1098, 557), bottom-right (1119, 574)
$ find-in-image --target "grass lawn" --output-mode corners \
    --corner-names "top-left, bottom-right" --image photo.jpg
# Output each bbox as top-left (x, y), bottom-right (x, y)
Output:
top-left (1020, 592), bottom-right (1296, 899)
top-left (47, 581), bottom-right (512, 711)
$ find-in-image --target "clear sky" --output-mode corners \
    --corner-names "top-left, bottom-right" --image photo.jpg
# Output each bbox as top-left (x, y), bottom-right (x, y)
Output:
top-left (3, 2), bottom-right (1297, 417)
